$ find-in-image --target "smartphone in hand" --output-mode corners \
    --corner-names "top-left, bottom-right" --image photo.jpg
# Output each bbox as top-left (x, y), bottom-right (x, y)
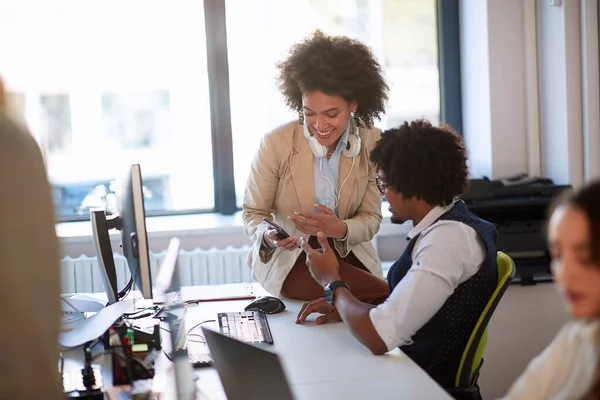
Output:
top-left (263, 218), bottom-right (290, 239)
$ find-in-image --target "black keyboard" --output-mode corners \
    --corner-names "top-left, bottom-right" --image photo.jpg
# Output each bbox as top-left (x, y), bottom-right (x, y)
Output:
top-left (218, 311), bottom-right (273, 344)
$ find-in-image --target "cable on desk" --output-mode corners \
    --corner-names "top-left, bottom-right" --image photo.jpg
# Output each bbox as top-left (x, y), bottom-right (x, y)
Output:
top-left (124, 311), bottom-right (154, 320)
top-left (184, 319), bottom-right (215, 346)
top-left (118, 277), bottom-right (134, 301)
top-left (186, 319), bottom-right (216, 336)
top-left (186, 334), bottom-right (205, 344)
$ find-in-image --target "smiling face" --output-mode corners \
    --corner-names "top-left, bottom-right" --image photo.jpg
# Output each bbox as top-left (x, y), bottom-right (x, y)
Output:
top-left (302, 90), bottom-right (356, 149)
top-left (548, 204), bottom-right (600, 320)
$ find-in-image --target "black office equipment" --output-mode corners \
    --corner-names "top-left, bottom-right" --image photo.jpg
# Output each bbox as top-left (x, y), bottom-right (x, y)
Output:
top-left (462, 175), bottom-right (570, 284)
top-left (218, 311), bottom-right (274, 344)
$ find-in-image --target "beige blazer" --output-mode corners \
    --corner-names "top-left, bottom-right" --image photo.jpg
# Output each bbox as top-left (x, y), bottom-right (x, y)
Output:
top-left (242, 121), bottom-right (383, 295)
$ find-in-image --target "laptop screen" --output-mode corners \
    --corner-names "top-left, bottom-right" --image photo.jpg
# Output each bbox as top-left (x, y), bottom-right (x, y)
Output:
top-left (202, 326), bottom-right (294, 400)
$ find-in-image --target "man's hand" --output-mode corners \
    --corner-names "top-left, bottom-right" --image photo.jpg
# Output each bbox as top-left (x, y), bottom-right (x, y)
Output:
top-left (300, 231), bottom-right (341, 288)
top-left (296, 297), bottom-right (342, 325)
top-left (288, 205), bottom-right (347, 238)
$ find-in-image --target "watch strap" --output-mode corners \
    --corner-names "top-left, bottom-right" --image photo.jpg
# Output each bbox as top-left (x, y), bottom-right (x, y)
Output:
top-left (325, 280), bottom-right (350, 305)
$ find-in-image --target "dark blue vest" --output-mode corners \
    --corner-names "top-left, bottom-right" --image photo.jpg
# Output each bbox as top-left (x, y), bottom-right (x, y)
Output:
top-left (387, 200), bottom-right (498, 387)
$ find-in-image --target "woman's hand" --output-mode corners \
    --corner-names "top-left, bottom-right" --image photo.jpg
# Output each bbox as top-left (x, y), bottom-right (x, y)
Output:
top-left (263, 228), bottom-right (300, 251)
top-left (288, 204), bottom-right (348, 238)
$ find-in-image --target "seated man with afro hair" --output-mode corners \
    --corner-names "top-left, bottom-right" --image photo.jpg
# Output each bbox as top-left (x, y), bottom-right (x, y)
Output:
top-left (296, 119), bottom-right (498, 390)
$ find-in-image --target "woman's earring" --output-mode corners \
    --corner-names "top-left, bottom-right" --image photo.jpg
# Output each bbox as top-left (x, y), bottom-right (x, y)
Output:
top-left (298, 110), bottom-right (304, 125)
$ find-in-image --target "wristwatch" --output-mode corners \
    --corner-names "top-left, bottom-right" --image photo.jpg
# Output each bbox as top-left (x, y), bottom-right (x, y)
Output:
top-left (324, 280), bottom-right (351, 306)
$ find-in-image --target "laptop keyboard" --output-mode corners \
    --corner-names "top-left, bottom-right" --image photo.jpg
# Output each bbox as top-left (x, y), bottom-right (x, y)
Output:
top-left (218, 311), bottom-right (273, 344)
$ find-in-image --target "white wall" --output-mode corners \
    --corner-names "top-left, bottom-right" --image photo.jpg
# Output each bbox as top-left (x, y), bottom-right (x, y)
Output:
top-left (461, 0), bottom-right (600, 186)
top-left (460, 0), bottom-right (529, 180)
top-left (478, 284), bottom-right (568, 399)
top-left (537, 0), bottom-right (585, 186)
top-left (581, 0), bottom-right (600, 181)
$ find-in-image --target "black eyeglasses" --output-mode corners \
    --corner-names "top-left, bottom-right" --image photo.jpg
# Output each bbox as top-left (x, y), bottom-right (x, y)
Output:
top-left (375, 176), bottom-right (389, 196)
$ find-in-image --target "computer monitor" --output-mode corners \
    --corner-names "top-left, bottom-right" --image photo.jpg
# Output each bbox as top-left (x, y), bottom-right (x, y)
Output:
top-left (118, 164), bottom-right (152, 299)
top-left (90, 210), bottom-right (119, 304)
top-left (90, 164), bottom-right (153, 304)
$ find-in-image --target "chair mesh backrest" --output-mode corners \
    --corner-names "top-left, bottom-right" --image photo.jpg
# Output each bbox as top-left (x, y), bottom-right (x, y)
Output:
top-left (454, 251), bottom-right (515, 387)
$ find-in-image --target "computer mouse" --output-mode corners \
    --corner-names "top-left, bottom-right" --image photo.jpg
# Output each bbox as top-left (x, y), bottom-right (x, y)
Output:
top-left (244, 296), bottom-right (286, 314)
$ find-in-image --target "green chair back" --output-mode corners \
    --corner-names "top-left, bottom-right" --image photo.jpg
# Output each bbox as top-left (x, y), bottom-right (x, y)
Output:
top-left (454, 251), bottom-right (516, 387)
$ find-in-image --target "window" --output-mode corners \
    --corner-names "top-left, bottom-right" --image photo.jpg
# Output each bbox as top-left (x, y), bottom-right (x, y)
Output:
top-left (1, 0), bottom-right (453, 220)
top-left (1, 0), bottom-right (213, 219)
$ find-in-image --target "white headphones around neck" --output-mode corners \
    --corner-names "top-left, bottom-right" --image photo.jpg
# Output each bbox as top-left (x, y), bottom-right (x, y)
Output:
top-left (303, 119), bottom-right (361, 159)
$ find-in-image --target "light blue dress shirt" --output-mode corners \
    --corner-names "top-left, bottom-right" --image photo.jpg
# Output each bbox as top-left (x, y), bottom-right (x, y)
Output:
top-left (312, 122), bottom-right (351, 216)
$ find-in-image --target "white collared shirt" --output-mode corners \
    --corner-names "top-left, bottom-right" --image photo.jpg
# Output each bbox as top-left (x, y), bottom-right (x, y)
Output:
top-left (500, 320), bottom-right (600, 400)
top-left (369, 201), bottom-right (486, 351)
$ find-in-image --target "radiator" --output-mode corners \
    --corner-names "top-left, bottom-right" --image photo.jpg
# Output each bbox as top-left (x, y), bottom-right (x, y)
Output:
top-left (60, 246), bottom-right (252, 294)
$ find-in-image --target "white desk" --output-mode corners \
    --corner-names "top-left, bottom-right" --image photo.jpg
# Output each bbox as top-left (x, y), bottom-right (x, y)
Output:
top-left (63, 285), bottom-right (451, 399)
top-left (180, 284), bottom-right (451, 400)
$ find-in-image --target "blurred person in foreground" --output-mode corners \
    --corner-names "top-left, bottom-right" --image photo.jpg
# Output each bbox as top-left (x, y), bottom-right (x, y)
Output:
top-left (0, 77), bottom-right (62, 399)
top-left (501, 180), bottom-right (600, 400)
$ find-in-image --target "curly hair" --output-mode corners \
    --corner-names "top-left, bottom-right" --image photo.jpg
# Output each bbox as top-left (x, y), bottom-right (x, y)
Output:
top-left (276, 30), bottom-right (389, 128)
top-left (370, 119), bottom-right (469, 206)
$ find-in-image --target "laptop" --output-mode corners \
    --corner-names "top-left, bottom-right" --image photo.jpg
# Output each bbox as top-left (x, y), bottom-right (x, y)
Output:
top-left (202, 326), bottom-right (295, 400)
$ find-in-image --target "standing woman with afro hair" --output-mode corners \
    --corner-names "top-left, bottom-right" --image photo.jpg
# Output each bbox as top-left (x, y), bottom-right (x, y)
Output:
top-left (242, 30), bottom-right (391, 303)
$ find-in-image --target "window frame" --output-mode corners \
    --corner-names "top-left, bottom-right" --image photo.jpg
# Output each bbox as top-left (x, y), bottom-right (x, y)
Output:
top-left (437, 0), bottom-right (463, 134)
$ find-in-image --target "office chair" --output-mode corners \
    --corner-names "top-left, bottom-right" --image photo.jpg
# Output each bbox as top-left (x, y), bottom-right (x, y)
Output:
top-left (446, 251), bottom-right (516, 400)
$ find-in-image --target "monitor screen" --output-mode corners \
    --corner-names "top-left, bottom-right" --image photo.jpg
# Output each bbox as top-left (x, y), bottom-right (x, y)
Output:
top-left (117, 164), bottom-right (153, 299)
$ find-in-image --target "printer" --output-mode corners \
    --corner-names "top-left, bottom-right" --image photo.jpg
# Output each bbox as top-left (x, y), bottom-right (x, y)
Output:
top-left (462, 175), bottom-right (571, 285)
